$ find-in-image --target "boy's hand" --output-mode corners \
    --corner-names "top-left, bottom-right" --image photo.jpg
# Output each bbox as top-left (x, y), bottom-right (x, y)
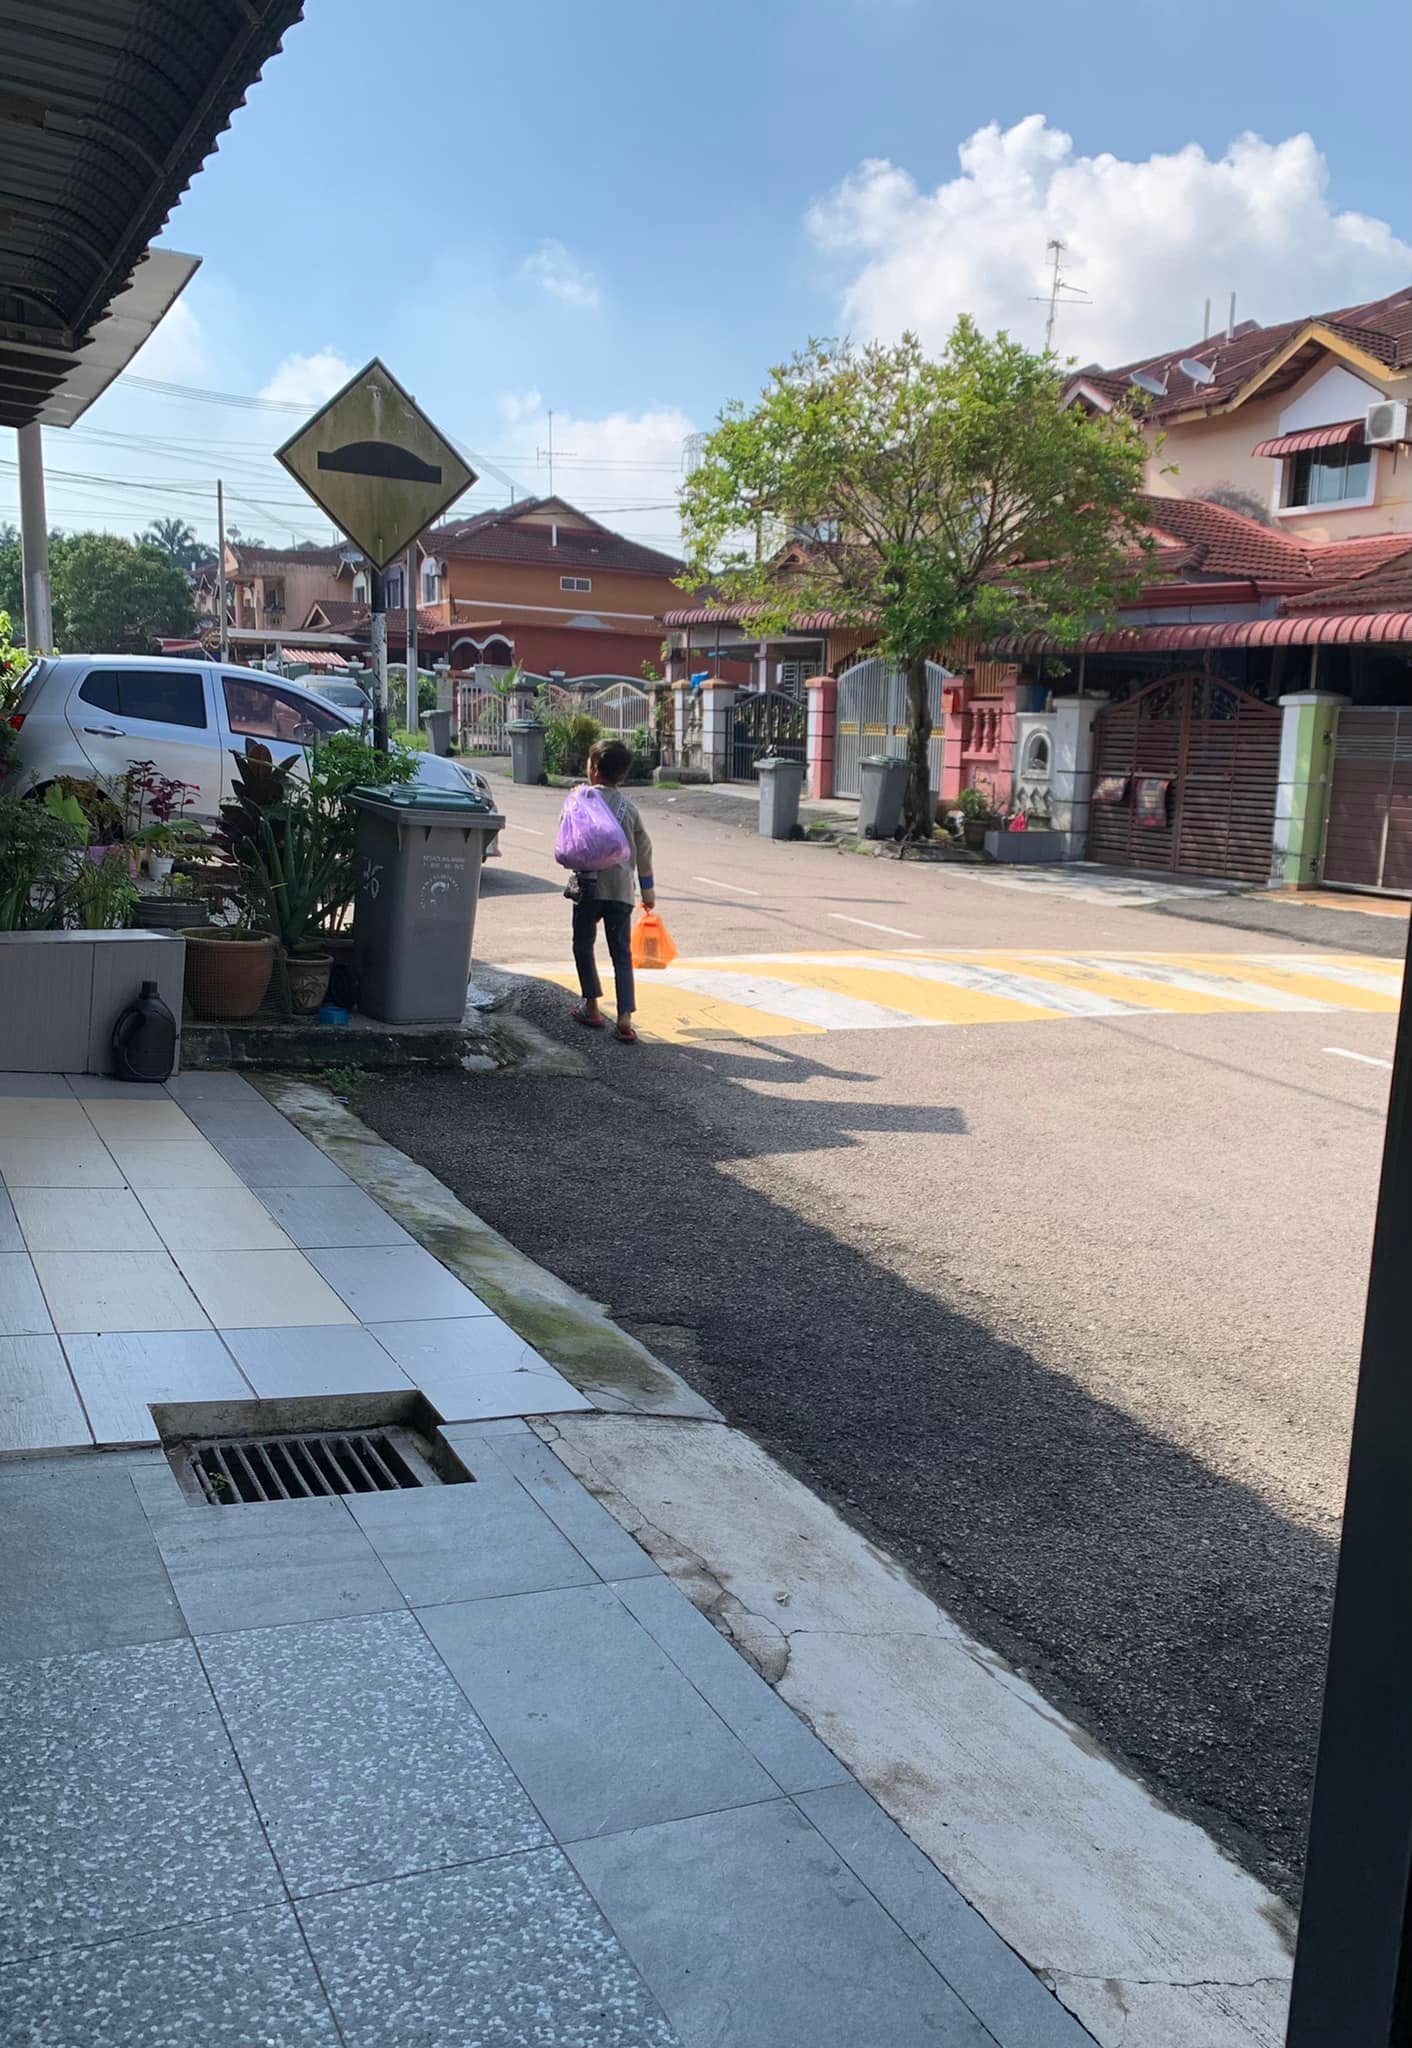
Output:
top-left (641, 890), bottom-right (656, 910)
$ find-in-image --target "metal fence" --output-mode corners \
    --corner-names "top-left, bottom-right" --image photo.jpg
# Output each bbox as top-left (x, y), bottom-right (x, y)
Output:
top-left (833, 658), bottom-right (947, 799)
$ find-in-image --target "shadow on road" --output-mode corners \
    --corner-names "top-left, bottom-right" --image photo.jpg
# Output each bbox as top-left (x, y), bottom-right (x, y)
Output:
top-left (354, 983), bottom-right (1334, 1902)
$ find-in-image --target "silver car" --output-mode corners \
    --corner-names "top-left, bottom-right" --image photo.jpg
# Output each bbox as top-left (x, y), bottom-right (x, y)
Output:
top-left (3, 654), bottom-right (498, 853)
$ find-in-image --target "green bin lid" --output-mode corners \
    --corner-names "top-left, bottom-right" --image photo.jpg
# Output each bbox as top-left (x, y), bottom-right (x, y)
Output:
top-left (861, 753), bottom-right (908, 768)
top-left (348, 783), bottom-right (493, 813)
top-left (506, 719), bottom-right (541, 733)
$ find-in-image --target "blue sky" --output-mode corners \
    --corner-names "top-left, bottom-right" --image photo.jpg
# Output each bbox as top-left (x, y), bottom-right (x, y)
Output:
top-left (11, 0), bottom-right (1410, 551)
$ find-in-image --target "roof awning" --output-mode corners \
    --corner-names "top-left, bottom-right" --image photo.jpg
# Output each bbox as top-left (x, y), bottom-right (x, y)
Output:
top-left (1251, 420), bottom-right (1365, 459)
top-left (988, 612), bottom-right (1412, 658)
top-left (284, 648), bottom-right (349, 670)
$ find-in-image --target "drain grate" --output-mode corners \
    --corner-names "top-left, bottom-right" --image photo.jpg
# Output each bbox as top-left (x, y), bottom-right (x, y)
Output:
top-left (189, 1429), bottom-right (434, 1505)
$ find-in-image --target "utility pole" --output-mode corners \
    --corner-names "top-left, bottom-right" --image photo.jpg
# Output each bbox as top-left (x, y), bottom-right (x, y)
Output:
top-left (17, 422), bottom-right (52, 651)
top-left (404, 542), bottom-right (418, 736)
top-left (369, 565), bottom-right (389, 752)
top-left (216, 479), bottom-right (229, 662)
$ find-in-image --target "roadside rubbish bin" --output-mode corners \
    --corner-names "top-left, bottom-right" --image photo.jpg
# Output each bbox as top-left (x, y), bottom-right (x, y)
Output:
top-left (507, 719), bottom-right (547, 785)
top-left (347, 785), bottom-right (505, 1024)
top-left (858, 754), bottom-right (910, 839)
top-left (757, 755), bottom-right (806, 840)
top-left (419, 708), bottom-right (452, 756)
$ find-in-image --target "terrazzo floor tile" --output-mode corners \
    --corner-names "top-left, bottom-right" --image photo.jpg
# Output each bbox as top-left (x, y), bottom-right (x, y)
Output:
top-left (613, 1575), bottom-right (849, 1797)
top-left (200, 1610), bottom-right (548, 1896)
top-left (347, 1466), bottom-right (598, 1606)
top-left (483, 1432), bottom-right (661, 1582)
top-left (0, 1073), bottom-right (72, 1098)
top-left (795, 1781), bottom-right (1093, 2048)
top-left (11, 1186), bottom-right (163, 1253)
top-left (0, 1191), bottom-right (20, 1253)
top-left (33, 1250), bottom-right (210, 1335)
top-left (0, 1097), bottom-right (93, 1139)
top-left (0, 1255), bottom-right (55, 1335)
top-left (567, 1799), bottom-right (996, 2048)
top-left (146, 1493), bottom-right (403, 1634)
top-left (0, 1638), bottom-right (280, 1961)
top-left (191, 1125), bottom-right (349, 1188)
top-left (368, 1316), bottom-right (590, 1421)
top-left (299, 1850), bottom-right (679, 2048)
top-left (307, 1245), bottom-right (492, 1323)
top-left (0, 1136), bottom-right (124, 1187)
top-left (0, 1906), bottom-right (341, 2048)
top-left (172, 1249), bottom-right (356, 1329)
top-left (136, 1184), bottom-right (293, 1253)
top-left (0, 1335), bottom-right (89, 1450)
top-left (220, 1323), bottom-right (413, 1399)
top-left (62, 1330), bottom-right (253, 1446)
top-left (420, 1583), bottom-right (778, 1841)
top-left (0, 1453), bottom-right (183, 1661)
top-left (103, 1138), bottom-right (241, 1188)
top-left (81, 1099), bottom-right (200, 1143)
top-left (252, 1184), bottom-right (415, 1248)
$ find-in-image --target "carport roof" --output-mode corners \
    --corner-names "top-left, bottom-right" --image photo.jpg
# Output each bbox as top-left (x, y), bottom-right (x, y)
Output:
top-left (987, 612), bottom-right (1412, 657)
top-left (0, 0), bottom-right (304, 429)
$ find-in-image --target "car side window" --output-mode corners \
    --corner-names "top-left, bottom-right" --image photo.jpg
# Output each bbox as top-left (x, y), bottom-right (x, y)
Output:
top-left (78, 669), bottom-right (207, 728)
top-left (222, 676), bottom-right (345, 743)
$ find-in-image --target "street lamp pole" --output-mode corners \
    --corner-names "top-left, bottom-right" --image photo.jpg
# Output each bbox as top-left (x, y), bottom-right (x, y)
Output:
top-left (1286, 910), bottom-right (1412, 2045)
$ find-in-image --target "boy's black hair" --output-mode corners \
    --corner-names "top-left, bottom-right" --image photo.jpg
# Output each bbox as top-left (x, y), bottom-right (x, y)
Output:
top-left (590, 737), bottom-right (633, 784)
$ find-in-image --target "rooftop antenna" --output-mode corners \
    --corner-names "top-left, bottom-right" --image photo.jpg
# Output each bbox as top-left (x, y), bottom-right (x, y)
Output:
top-left (535, 410), bottom-right (577, 498)
top-left (1203, 298), bottom-right (1212, 340)
top-left (682, 431), bottom-right (708, 476)
top-left (1030, 238), bottom-right (1091, 353)
top-left (1227, 292), bottom-right (1237, 342)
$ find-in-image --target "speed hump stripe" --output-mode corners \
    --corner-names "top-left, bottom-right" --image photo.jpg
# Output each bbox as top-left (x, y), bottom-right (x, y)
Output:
top-left (699, 957), bottom-right (1067, 1026)
top-left (515, 964), bottom-right (825, 1040)
top-left (1067, 955), bottom-right (1335, 1011)
top-left (980, 954), bottom-right (1269, 1014)
top-left (1171, 954), bottom-right (1402, 1011)
top-left (657, 967), bottom-right (929, 1032)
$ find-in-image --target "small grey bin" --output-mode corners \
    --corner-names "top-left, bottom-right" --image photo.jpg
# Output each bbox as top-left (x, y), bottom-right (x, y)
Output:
top-left (858, 755), bottom-right (909, 839)
top-left (348, 786), bottom-right (505, 1024)
top-left (757, 756), bottom-right (807, 840)
top-left (507, 719), bottom-right (547, 785)
top-left (420, 708), bottom-right (452, 756)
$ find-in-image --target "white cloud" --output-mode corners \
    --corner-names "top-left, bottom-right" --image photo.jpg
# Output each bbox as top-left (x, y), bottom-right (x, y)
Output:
top-left (807, 118), bottom-right (1411, 366)
top-left (258, 346), bottom-right (356, 407)
top-left (497, 389), bottom-right (544, 427)
top-left (492, 398), bottom-right (697, 547)
top-left (128, 294), bottom-right (208, 382)
top-left (520, 239), bottom-right (601, 311)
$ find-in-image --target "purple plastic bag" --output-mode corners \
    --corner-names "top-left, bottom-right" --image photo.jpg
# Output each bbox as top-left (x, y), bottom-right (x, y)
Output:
top-left (555, 785), bottom-right (632, 871)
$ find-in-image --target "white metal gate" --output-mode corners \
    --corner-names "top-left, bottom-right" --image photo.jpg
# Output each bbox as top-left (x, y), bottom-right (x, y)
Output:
top-left (583, 680), bottom-right (652, 740)
top-left (834, 658), bottom-right (947, 799)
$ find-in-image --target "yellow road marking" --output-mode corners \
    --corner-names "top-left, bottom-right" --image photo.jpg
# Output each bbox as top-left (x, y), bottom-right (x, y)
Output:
top-left (686, 957), bottom-right (1065, 1026)
top-left (527, 966), bottom-right (825, 1042)
top-left (980, 953), bottom-right (1268, 1014)
top-left (1170, 955), bottom-right (1400, 1013)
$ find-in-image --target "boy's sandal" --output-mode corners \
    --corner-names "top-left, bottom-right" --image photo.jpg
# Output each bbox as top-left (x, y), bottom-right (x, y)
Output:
top-left (570, 1006), bottom-right (605, 1030)
top-left (614, 1022), bottom-right (639, 1044)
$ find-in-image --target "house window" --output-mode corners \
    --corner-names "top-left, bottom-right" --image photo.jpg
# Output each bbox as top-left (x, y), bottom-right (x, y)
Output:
top-left (352, 572), bottom-right (369, 603)
top-left (560, 575), bottom-right (592, 592)
top-left (1283, 442), bottom-right (1374, 508)
top-left (385, 569), bottom-right (406, 610)
top-left (421, 559), bottom-right (440, 603)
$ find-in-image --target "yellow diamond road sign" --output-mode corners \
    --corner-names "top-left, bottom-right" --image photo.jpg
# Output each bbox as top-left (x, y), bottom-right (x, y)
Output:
top-left (275, 357), bottom-right (477, 571)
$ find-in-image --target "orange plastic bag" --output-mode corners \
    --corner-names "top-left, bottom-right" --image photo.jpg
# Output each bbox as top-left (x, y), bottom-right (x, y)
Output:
top-left (631, 908), bottom-right (677, 971)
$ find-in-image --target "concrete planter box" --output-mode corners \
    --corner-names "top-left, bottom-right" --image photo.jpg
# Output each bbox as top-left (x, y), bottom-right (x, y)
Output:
top-left (983, 828), bottom-right (1067, 865)
top-left (0, 929), bottom-right (185, 1074)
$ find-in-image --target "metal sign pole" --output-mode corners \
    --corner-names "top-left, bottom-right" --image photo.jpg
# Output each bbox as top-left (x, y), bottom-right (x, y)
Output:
top-left (216, 480), bottom-right (229, 662)
top-left (404, 543), bottom-right (418, 737)
top-left (1286, 910), bottom-right (1412, 2045)
top-left (369, 566), bottom-right (389, 753)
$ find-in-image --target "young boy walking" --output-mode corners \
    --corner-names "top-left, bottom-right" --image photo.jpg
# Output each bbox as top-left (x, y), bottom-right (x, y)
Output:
top-left (568, 738), bottom-right (654, 1044)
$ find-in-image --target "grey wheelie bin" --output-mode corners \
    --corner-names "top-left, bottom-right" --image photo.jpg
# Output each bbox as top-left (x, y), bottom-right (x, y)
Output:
top-left (420, 708), bottom-right (452, 756)
top-left (858, 754), bottom-right (909, 839)
top-left (757, 756), bottom-right (807, 840)
top-left (347, 785), bottom-right (505, 1024)
top-left (508, 719), bottom-right (547, 785)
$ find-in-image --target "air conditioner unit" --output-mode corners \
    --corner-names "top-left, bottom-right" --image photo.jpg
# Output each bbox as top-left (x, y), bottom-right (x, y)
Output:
top-left (1365, 399), bottom-right (1408, 446)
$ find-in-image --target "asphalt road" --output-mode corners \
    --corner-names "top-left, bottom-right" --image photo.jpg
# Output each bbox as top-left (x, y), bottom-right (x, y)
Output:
top-left (351, 777), bottom-right (1403, 1897)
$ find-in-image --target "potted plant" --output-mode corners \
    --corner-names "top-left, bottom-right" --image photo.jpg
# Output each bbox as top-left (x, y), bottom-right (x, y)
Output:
top-left (214, 742), bottom-right (344, 1015)
top-left (957, 783), bottom-right (1000, 851)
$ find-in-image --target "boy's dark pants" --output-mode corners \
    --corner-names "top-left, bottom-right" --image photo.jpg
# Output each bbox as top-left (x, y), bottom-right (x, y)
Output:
top-left (573, 897), bottom-right (635, 1014)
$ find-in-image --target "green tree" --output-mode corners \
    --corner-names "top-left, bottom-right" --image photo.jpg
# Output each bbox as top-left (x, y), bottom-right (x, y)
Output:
top-left (139, 516), bottom-right (203, 569)
top-left (51, 533), bottom-right (196, 653)
top-left (679, 322), bottom-right (1154, 836)
top-left (0, 526), bottom-right (19, 625)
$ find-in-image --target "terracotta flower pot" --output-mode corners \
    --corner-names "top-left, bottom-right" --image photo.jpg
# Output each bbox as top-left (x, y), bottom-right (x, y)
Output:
top-left (285, 948), bottom-right (333, 1016)
top-left (180, 930), bottom-right (276, 1020)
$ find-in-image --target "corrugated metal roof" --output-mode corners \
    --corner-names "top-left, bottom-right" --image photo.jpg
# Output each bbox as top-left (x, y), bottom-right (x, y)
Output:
top-left (988, 613), bottom-right (1412, 657)
top-left (1251, 421), bottom-right (1365, 458)
top-left (663, 603), bottom-right (841, 629)
top-left (0, 0), bottom-right (305, 428)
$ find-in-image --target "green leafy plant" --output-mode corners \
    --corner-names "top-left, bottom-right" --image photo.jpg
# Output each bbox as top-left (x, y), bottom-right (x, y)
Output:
top-left (74, 849), bottom-right (140, 929)
top-left (0, 795), bottom-right (82, 928)
top-left (957, 784), bottom-right (998, 821)
top-left (534, 689), bottom-right (603, 777)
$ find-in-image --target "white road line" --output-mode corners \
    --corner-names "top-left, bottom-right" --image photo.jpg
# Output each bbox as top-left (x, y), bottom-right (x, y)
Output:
top-left (693, 875), bottom-right (761, 896)
top-left (1324, 1046), bottom-right (1394, 1069)
top-left (663, 967), bottom-right (927, 1031)
top-left (828, 913), bottom-right (925, 941)
top-left (505, 824), bottom-right (545, 837)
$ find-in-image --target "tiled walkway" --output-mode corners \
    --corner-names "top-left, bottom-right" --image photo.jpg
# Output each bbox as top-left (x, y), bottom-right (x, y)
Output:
top-left (0, 1067), bottom-right (1091, 2046)
top-left (0, 1069), bottom-right (588, 1453)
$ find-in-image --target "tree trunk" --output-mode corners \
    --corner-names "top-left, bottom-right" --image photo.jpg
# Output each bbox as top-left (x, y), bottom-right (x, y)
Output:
top-left (902, 653), bottom-right (932, 841)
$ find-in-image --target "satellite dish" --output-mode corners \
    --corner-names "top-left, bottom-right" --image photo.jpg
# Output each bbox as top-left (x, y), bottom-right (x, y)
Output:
top-left (1129, 371), bottom-right (1169, 398)
top-left (1178, 358), bottom-right (1216, 387)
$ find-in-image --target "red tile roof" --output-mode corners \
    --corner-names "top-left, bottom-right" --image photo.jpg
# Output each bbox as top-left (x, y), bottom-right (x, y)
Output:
top-left (1136, 496), bottom-right (1309, 579)
top-left (990, 612), bottom-right (1412, 656)
top-left (424, 496), bottom-right (683, 578)
top-left (1282, 541), bottom-right (1412, 613)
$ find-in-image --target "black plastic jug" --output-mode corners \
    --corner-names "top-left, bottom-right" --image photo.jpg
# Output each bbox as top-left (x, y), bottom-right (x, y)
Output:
top-left (111, 980), bottom-right (177, 1083)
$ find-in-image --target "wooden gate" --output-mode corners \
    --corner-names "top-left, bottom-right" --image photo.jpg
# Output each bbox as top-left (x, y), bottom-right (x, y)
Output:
top-left (1086, 672), bottom-right (1281, 883)
top-left (834, 658), bottom-right (947, 799)
top-left (1323, 708), bottom-right (1412, 893)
